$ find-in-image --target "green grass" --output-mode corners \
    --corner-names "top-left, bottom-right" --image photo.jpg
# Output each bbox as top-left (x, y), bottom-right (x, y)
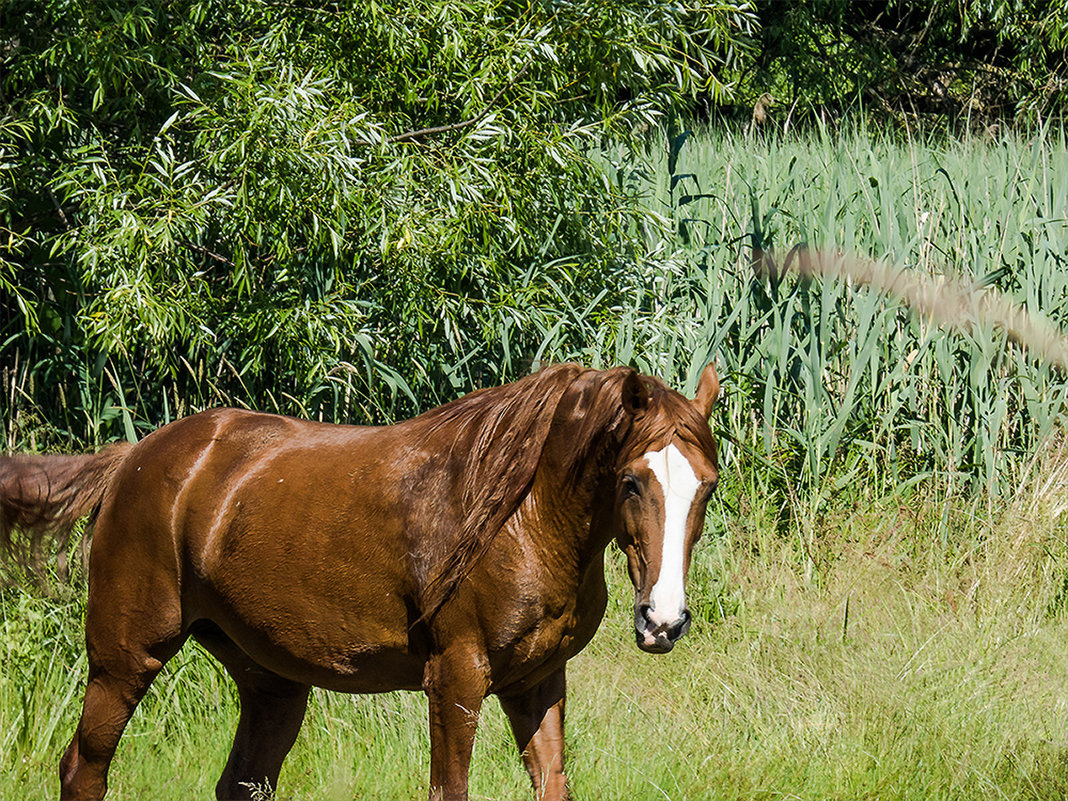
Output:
top-left (5, 442), bottom-right (1068, 800)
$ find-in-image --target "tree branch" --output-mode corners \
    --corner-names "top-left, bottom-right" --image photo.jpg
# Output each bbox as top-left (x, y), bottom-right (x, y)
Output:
top-left (388, 60), bottom-right (533, 144)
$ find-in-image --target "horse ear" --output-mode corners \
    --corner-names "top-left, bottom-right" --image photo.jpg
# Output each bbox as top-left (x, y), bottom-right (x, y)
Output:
top-left (621, 370), bottom-right (650, 416)
top-left (693, 362), bottom-right (720, 419)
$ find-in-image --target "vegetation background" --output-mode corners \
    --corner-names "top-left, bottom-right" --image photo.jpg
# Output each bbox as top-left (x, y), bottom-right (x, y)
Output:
top-left (3, 1), bottom-right (1068, 798)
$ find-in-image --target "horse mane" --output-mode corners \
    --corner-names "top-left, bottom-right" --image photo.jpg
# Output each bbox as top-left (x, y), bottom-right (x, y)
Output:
top-left (415, 364), bottom-right (638, 622)
top-left (613, 377), bottom-right (718, 469)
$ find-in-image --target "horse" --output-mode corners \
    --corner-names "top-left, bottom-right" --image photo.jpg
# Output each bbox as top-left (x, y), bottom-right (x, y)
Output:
top-left (0, 362), bottom-right (720, 801)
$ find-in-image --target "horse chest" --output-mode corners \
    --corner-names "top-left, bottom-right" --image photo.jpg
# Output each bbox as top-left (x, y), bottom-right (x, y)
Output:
top-left (482, 567), bottom-right (608, 688)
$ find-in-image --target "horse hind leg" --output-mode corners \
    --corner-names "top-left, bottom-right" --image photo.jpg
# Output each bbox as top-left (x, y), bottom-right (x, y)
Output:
top-left (191, 622), bottom-right (311, 801)
top-left (217, 673), bottom-right (309, 801)
top-left (60, 601), bottom-right (186, 800)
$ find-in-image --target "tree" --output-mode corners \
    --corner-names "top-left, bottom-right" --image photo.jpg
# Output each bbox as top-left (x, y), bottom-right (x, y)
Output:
top-left (0, 0), bottom-right (757, 446)
top-left (733, 1), bottom-right (1067, 127)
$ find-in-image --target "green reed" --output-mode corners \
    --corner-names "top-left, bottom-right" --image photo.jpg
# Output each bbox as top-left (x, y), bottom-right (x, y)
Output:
top-left (586, 125), bottom-right (1068, 524)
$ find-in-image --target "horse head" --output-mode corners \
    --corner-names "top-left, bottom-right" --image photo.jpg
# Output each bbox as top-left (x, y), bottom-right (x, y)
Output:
top-left (613, 363), bottom-right (720, 653)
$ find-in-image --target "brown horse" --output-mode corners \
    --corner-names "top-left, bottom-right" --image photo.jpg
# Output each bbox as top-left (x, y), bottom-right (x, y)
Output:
top-left (0, 362), bottom-right (720, 801)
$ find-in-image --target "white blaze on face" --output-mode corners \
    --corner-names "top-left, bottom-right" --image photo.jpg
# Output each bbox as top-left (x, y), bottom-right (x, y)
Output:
top-left (643, 443), bottom-right (701, 627)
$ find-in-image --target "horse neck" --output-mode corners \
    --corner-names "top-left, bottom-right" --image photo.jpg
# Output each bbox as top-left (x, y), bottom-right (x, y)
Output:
top-left (527, 416), bottom-right (621, 569)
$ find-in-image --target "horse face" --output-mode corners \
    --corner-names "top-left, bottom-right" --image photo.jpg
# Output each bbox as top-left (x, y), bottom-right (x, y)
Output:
top-left (615, 364), bottom-right (720, 654)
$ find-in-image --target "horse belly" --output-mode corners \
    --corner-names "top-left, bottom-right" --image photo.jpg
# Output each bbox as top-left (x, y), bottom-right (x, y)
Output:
top-left (190, 517), bottom-right (426, 691)
top-left (189, 575), bottom-right (427, 693)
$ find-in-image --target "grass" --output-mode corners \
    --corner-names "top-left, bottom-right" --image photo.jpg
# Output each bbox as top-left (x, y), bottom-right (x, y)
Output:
top-left (5, 442), bottom-right (1068, 800)
top-left (589, 123), bottom-right (1068, 505)
top-left (6, 127), bottom-right (1068, 798)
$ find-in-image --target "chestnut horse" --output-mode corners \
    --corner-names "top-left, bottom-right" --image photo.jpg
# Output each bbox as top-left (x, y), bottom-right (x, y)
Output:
top-left (0, 362), bottom-right (720, 801)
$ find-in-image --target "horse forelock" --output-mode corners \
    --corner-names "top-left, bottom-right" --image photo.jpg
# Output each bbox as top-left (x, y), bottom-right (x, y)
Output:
top-left (616, 381), bottom-right (716, 468)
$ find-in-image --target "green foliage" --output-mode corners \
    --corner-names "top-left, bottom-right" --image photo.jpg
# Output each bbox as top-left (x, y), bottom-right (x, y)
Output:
top-left (737, 1), bottom-right (1068, 126)
top-left (3, 2), bottom-right (1068, 511)
top-left (0, 0), bottom-right (758, 446)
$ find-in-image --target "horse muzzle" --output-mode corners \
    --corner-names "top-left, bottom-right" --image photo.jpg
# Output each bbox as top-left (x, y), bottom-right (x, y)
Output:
top-left (634, 602), bottom-right (691, 653)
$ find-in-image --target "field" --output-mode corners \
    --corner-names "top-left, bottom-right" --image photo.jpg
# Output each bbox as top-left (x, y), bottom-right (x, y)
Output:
top-left (5, 127), bottom-right (1068, 799)
top-left (6, 483), bottom-right (1068, 800)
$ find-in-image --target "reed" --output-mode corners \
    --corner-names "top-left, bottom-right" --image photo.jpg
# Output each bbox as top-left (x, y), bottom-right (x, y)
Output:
top-left (583, 125), bottom-right (1068, 517)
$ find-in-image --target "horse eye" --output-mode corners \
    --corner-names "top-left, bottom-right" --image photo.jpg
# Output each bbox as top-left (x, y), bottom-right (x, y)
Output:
top-left (622, 475), bottom-right (641, 498)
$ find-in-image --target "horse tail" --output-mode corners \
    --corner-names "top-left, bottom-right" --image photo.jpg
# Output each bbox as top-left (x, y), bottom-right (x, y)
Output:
top-left (0, 443), bottom-right (133, 573)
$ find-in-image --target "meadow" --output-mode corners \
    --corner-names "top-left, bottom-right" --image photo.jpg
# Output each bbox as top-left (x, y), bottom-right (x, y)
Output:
top-left (5, 126), bottom-right (1068, 799)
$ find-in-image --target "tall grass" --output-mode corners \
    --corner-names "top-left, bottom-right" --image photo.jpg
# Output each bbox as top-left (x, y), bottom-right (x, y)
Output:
top-left (576, 125), bottom-right (1068, 513)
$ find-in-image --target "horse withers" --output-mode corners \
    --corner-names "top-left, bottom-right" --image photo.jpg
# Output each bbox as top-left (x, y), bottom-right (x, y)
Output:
top-left (0, 362), bottom-right (720, 801)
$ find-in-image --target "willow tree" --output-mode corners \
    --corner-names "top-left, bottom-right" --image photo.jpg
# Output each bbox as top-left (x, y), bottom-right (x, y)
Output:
top-left (0, 0), bottom-right (756, 446)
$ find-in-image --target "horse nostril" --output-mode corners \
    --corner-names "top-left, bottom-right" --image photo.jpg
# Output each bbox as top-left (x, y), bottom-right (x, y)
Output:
top-left (632, 606), bottom-right (657, 632)
top-left (667, 609), bottom-right (691, 641)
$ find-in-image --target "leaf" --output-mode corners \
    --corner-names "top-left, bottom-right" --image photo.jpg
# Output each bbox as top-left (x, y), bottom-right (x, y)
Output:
top-left (668, 130), bottom-right (692, 176)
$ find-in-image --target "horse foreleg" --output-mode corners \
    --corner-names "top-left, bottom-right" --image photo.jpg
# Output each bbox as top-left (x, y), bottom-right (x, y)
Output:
top-left (499, 668), bottom-right (568, 801)
top-left (424, 649), bottom-right (489, 801)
